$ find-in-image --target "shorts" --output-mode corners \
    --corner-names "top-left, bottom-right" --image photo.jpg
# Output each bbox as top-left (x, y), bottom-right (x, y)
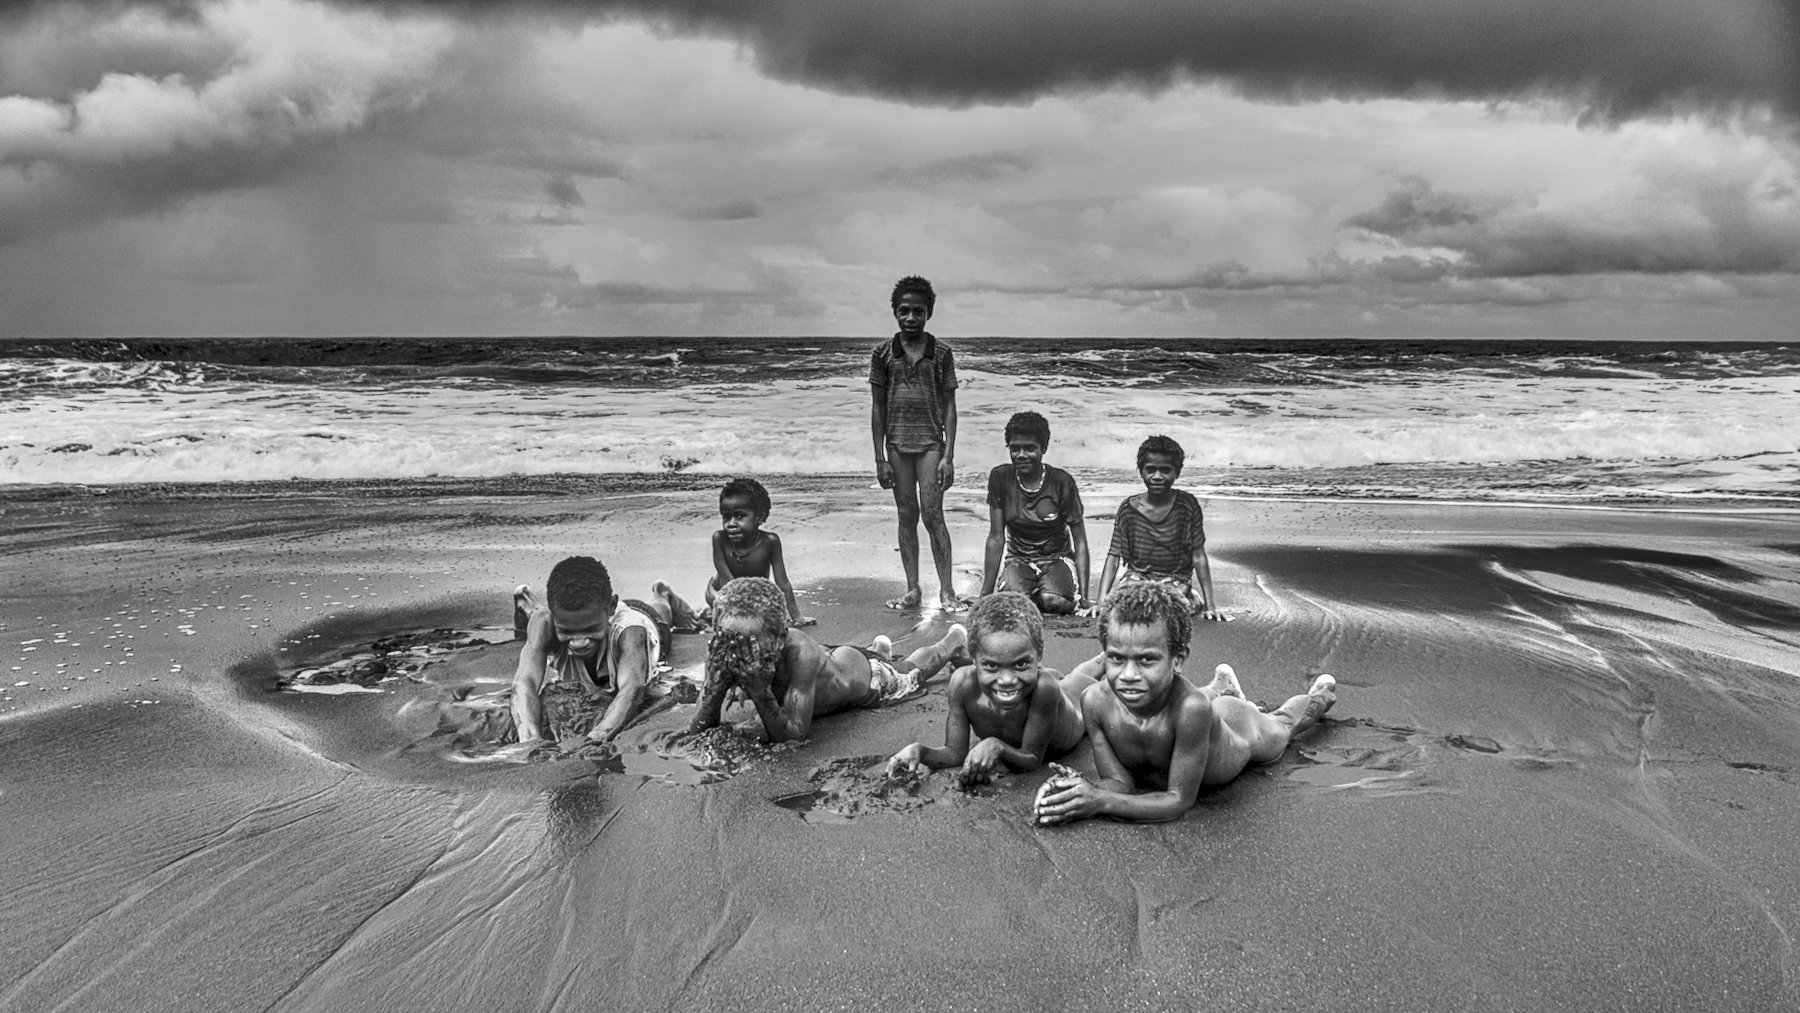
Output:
top-left (997, 556), bottom-right (1077, 602)
top-left (848, 646), bottom-right (926, 706)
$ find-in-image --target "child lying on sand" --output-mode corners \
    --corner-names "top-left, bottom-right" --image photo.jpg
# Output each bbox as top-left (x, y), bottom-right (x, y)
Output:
top-left (1035, 582), bottom-right (1336, 824)
top-left (706, 477), bottom-right (814, 626)
top-left (689, 576), bottom-right (968, 742)
top-left (510, 555), bottom-right (699, 745)
top-left (886, 591), bottom-right (1096, 785)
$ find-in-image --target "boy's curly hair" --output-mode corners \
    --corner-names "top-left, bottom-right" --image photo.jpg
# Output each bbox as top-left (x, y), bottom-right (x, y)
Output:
top-left (890, 275), bottom-right (936, 312)
top-left (1136, 434), bottom-right (1185, 471)
top-left (719, 477), bottom-right (772, 520)
top-left (1004, 411), bottom-right (1051, 448)
top-left (1097, 582), bottom-right (1190, 660)
top-left (546, 555), bottom-right (613, 612)
top-left (712, 576), bottom-right (788, 637)
top-left (969, 590), bottom-right (1044, 657)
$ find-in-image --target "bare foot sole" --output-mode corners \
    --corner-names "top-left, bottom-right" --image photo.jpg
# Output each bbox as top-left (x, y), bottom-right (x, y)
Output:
top-left (1207, 663), bottom-right (1243, 698)
top-left (1304, 674), bottom-right (1338, 720)
top-left (944, 623), bottom-right (971, 667)
top-left (871, 635), bottom-right (894, 660)
top-left (886, 590), bottom-right (923, 610)
top-left (653, 580), bottom-right (703, 632)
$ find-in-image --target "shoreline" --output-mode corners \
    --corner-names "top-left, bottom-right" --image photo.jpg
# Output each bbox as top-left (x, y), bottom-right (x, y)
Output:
top-left (5, 471), bottom-right (1797, 515)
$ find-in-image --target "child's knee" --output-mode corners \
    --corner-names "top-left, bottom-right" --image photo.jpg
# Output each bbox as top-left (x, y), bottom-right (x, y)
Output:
top-left (1036, 592), bottom-right (1076, 615)
top-left (918, 501), bottom-right (946, 527)
top-left (895, 501), bottom-right (922, 526)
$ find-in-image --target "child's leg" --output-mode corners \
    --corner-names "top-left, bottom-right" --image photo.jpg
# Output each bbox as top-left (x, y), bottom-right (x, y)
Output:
top-left (1033, 558), bottom-right (1078, 615)
top-left (1218, 674), bottom-right (1337, 767)
top-left (894, 623), bottom-right (969, 683)
top-left (886, 451), bottom-right (926, 609)
top-left (912, 447), bottom-right (962, 611)
top-left (651, 580), bottom-right (701, 632)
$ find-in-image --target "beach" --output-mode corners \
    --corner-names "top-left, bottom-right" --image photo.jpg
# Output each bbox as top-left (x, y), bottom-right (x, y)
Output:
top-left (4, 476), bottom-right (1798, 1011)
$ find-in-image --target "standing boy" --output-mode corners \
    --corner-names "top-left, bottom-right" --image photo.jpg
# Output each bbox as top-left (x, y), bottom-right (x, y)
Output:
top-left (1035, 582), bottom-right (1336, 825)
top-left (870, 275), bottom-right (964, 612)
top-left (1093, 434), bottom-right (1221, 620)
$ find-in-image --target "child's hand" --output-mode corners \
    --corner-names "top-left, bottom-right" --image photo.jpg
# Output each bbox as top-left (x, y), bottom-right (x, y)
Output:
top-left (1034, 773), bottom-right (1103, 825)
top-left (875, 459), bottom-right (895, 489)
top-left (886, 743), bottom-right (924, 780)
top-left (960, 737), bottom-right (1006, 784)
top-left (936, 456), bottom-right (955, 489)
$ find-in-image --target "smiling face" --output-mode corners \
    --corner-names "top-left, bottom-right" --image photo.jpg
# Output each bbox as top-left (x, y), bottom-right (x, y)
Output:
top-left (1101, 620), bottom-right (1184, 712)
top-left (893, 291), bottom-right (932, 335)
top-left (972, 628), bottom-right (1041, 709)
top-left (1138, 450), bottom-right (1180, 496)
top-left (719, 492), bottom-right (764, 544)
top-left (550, 599), bottom-right (613, 658)
top-left (1007, 436), bottom-right (1045, 481)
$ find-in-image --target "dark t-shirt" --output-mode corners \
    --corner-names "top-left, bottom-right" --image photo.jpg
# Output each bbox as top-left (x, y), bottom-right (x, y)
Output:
top-left (1106, 491), bottom-right (1205, 577)
top-left (987, 463), bottom-right (1084, 560)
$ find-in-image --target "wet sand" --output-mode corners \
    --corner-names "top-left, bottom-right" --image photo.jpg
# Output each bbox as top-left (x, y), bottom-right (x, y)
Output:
top-left (3, 477), bottom-right (1799, 1011)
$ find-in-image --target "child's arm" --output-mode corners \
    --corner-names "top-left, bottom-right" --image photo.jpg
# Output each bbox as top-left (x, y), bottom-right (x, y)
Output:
top-left (979, 504), bottom-right (1006, 596)
top-left (870, 382), bottom-right (894, 489)
top-left (766, 534), bottom-right (815, 627)
top-left (963, 673), bottom-right (1061, 779)
top-left (1090, 553), bottom-right (1121, 613)
top-left (936, 387), bottom-right (958, 489)
top-left (710, 530), bottom-right (736, 588)
top-left (743, 643), bottom-right (820, 742)
top-left (1068, 520), bottom-right (1092, 611)
top-left (888, 670), bottom-right (974, 776)
top-left (688, 658), bottom-right (732, 733)
top-left (1191, 544), bottom-right (1221, 621)
top-left (507, 610), bottom-right (555, 742)
top-left (586, 626), bottom-right (650, 743)
top-left (1038, 689), bottom-right (1213, 824)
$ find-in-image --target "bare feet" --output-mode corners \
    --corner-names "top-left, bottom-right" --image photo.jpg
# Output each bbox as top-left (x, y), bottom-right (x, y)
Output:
top-left (1304, 674), bottom-right (1337, 721)
top-left (1206, 663), bottom-right (1243, 699)
top-left (886, 588), bottom-right (923, 610)
top-left (870, 635), bottom-right (894, 660)
top-left (937, 592), bottom-right (969, 613)
top-left (943, 623), bottom-right (969, 664)
top-left (653, 580), bottom-right (702, 633)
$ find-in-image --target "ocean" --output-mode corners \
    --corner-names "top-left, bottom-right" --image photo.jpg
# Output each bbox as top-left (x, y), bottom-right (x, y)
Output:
top-left (3, 336), bottom-right (1797, 507)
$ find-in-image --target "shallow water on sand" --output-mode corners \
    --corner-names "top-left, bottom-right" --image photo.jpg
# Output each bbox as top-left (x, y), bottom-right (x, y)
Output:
top-left (5, 489), bottom-right (1800, 1011)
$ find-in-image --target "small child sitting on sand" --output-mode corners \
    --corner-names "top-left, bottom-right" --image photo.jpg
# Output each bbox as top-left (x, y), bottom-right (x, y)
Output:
top-left (689, 576), bottom-right (968, 742)
top-left (886, 591), bottom-right (1097, 786)
top-left (706, 477), bottom-right (814, 626)
top-left (1092, 434), bottom-right (1222, 621)
top-left (509, 555), bottom-right (699, 745)
top-left (1035, 582), bottom-right (1336, 825)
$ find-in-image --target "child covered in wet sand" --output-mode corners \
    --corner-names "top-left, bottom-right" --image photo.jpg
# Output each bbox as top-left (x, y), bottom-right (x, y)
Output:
top-left (689, 577), bottom-right (969, 742)
top-left (1035, 582), bottom-right (1336, 825)
top-left (706, 477), bottom-right (814, 626)
top-left (886, 591), bottom-right (1096, 785)
top-left (509, 555), bottom-right (699, 745)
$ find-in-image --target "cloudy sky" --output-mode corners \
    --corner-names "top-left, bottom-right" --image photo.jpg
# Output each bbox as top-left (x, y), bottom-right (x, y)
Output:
top-left (2, 0), bottom-right (1798, 339)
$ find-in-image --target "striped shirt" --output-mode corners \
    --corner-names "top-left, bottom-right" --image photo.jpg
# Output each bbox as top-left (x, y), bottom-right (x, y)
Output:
top-left (870, 332), bottom-right (957, 453)
top-left (1106, 491), bottom-right (1206, 578)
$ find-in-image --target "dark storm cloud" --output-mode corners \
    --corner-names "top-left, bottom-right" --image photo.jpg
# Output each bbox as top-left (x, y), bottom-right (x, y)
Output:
top-left (8, 0), bottom-right (1795, 114)
top-left (355, 0), bottom-right (1800, 117)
